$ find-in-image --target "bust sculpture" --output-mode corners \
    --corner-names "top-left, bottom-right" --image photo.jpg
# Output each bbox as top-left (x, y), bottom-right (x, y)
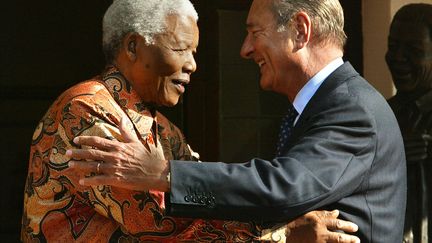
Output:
top-left (386, 4), bottom-right (432, 243)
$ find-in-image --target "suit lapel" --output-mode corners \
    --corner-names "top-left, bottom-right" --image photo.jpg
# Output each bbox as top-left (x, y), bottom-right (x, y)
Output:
top-left (286, 62), bottom-right (359, 149)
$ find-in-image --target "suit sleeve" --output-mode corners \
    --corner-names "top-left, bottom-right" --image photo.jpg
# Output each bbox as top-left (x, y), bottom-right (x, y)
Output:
top-left (166, 94), bottom-right (376, 222)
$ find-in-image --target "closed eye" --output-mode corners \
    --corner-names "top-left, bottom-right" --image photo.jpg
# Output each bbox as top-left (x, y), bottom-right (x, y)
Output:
top-left (173, 49), bottom-right (187, 54)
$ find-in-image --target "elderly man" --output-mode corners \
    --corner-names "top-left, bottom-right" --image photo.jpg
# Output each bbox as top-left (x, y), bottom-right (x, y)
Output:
top-left (70, 0), bottom-right (407, 242)
top-left (385, 4), bottom-right (432, 243)
top-left (22, 0), bottom-right (359, 242)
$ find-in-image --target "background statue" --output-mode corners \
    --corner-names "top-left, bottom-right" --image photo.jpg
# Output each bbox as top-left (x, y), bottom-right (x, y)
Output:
top-left (386, 3), bottom-right (432, 243)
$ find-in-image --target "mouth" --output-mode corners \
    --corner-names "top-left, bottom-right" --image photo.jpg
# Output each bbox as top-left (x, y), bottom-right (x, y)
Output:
top-left (172, 79), bottom-right (189, 93)
top-left (257, 60), bottom-right (266, 68)
top-left (390, 67), bottom-right (411, 79)
top-left (172, 79), bottom-right (189, 85)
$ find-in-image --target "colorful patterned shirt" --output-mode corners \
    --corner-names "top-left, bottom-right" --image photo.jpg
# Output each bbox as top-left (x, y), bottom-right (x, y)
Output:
top-left (21, 67), bottom-right (263, 242)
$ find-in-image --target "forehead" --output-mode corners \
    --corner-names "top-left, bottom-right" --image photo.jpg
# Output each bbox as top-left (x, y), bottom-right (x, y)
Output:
top-left (390, 20), bottom-right (431, 42)
top-left (246, 0), bottom-right (276, 28)
top-left (160, 14), bottom-right (199, 45)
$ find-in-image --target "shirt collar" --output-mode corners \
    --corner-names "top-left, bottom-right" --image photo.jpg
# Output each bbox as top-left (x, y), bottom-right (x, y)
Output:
top-left (101, 65), bottom-right (156, 116)
top-left (293, 57), bottom-right (344, 117)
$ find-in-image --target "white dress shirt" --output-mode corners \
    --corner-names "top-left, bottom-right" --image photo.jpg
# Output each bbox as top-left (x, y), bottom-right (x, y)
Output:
top-left (292, 57), bottom-right (344, 124)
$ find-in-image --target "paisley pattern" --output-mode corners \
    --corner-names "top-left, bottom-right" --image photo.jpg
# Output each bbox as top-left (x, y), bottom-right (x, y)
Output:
top-left (21, 67), bottom-right (260, 242)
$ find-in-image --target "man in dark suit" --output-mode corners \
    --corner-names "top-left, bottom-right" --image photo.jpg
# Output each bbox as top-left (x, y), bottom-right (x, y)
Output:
top-left (68, 0), bottom-right (406, 242)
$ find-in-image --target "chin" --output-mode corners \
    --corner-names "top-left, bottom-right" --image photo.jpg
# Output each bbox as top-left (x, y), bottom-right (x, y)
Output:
top-left (259, 80), bottom-right (273, 91)
top-left (161, 98), bottom-right (181, 107)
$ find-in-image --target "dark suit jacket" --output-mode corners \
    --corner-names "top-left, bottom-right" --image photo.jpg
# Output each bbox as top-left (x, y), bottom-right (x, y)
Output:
top-left (166, 62), bottom-right (407, 243)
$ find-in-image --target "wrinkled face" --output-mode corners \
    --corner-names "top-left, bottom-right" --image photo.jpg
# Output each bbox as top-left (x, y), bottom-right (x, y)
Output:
top-left (240, 0), bottom-right (301, 97)
top-left (131, 14), bottom-right (198, 106)
top-left (385, 20), bottom-right (432, 93)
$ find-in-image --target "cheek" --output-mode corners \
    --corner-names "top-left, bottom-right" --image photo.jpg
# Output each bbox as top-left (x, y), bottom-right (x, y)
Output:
top-left (416, 61), bottom-right (432, 83)
top-left (156, 54), bottom-right (183, 75)
top-left (157, 63), bottom-right (177, 76)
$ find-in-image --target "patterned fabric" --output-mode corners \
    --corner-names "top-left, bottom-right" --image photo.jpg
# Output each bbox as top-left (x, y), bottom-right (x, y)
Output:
top-left (276, 106), bottom-right (298, 156)
top-left (21, 66), bottom-right (261, 242)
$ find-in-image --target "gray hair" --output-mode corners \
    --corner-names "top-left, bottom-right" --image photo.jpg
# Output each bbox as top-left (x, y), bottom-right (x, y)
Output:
top-left (271, 0), bottom-right (346, 49)
top-left (102, 0), bottom-right (198, 63)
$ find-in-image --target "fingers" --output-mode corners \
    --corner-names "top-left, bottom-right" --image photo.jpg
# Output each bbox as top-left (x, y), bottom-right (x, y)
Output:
top-left (78, 174), bottom-right (120, 187)
top-left (422, 134), bottom-right (432, 141)
top-left (325, 209), bottom-right (339, 218)
top-left (326, 231), bottom-right (360, 243)
top-left (70, 115), bottom-right (138, 151)
top-left (318, 210), bottom-right (358, 233)
top-left (325, 218), bottom-right (358, 233)
top-left (69, 160), bottom-right (103, 174)
top-left (73, 136), bottom-right (118, 151)
top-left (120, 115), bottom-right (139, 143)
top-left (67, 147), bottom-right (113, 162)
top-left (68, 161), bottom-right (124, 187)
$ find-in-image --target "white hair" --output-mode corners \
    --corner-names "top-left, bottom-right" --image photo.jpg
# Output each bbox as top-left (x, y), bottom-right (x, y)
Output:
top-left (102, 0), bottom-right (198, 62)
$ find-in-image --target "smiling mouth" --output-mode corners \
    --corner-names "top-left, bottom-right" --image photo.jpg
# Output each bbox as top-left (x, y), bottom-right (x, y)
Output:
top-left (172, 79), bottom-right (189, 86)
top-left (258, 60), bottom-right (266, 68)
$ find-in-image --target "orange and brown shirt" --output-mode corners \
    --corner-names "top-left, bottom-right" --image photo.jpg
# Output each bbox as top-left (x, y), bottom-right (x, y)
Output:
top-left (21, 67), bottom-right (261, 242)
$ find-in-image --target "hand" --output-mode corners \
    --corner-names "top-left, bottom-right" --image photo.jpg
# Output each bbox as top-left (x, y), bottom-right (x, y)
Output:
top-left (67, 115), bottom-right (170, 191)
top-left (404, 133), bottom-right (432, 164)
top-left (286, 210), bottom-right (360, 243)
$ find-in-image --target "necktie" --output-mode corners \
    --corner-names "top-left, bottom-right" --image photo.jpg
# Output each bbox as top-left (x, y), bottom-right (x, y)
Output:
top-left (276, 106), bottom-right (298, 156)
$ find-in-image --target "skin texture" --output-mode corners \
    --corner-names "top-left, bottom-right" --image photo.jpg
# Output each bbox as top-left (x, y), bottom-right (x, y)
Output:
top-left (67, 1), bottom-right (361, 242)
top-left (116, 14), bottom-right (198, 107)
top-left (240, 0), bottom-right (299, 94)
top-left (286, 210), bottom-right (359, 243)
top-left (240, 0), bottom-right (307, 101)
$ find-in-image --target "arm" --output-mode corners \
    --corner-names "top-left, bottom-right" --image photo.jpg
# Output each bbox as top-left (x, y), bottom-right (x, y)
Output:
top-left (166, 98), bottom-right (375, 221)
top-left (69, 117), bottom-right (361, 243)
top-left (70, 96), bottom-right (374, 222)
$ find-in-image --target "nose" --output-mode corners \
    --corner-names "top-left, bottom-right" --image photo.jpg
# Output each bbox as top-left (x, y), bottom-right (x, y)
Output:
top-left (183, 53), bottom-right (197, 74)
top-left (240, 33), bottom-right (254, 59)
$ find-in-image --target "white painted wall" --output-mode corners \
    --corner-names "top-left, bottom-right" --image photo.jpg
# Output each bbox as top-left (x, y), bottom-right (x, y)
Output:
top-left (362, 0), bottom-right (432, 98)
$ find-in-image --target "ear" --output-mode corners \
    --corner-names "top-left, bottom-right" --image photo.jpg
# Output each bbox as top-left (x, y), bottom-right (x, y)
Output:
top-left (122, 33), bottom-right (139, 61)
top-left (292, 12), bottom-right (312, 50)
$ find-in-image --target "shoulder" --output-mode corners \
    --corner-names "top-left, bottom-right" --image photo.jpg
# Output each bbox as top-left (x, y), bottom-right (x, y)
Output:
top-left (304, 73), bottom-right (401, 145)
top-left (57, 77), bottom-right (111, 105)
top-left (44, 77), bottom-right (121, 137)
top-left (52, 77), bottom-right (119, 113)
top-left (318, 70), bottom-right (393, 122)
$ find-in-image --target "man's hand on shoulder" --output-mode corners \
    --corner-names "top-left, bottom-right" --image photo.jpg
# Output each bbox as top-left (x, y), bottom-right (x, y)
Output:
top-left (67, 115), bottom-right (170, 192)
